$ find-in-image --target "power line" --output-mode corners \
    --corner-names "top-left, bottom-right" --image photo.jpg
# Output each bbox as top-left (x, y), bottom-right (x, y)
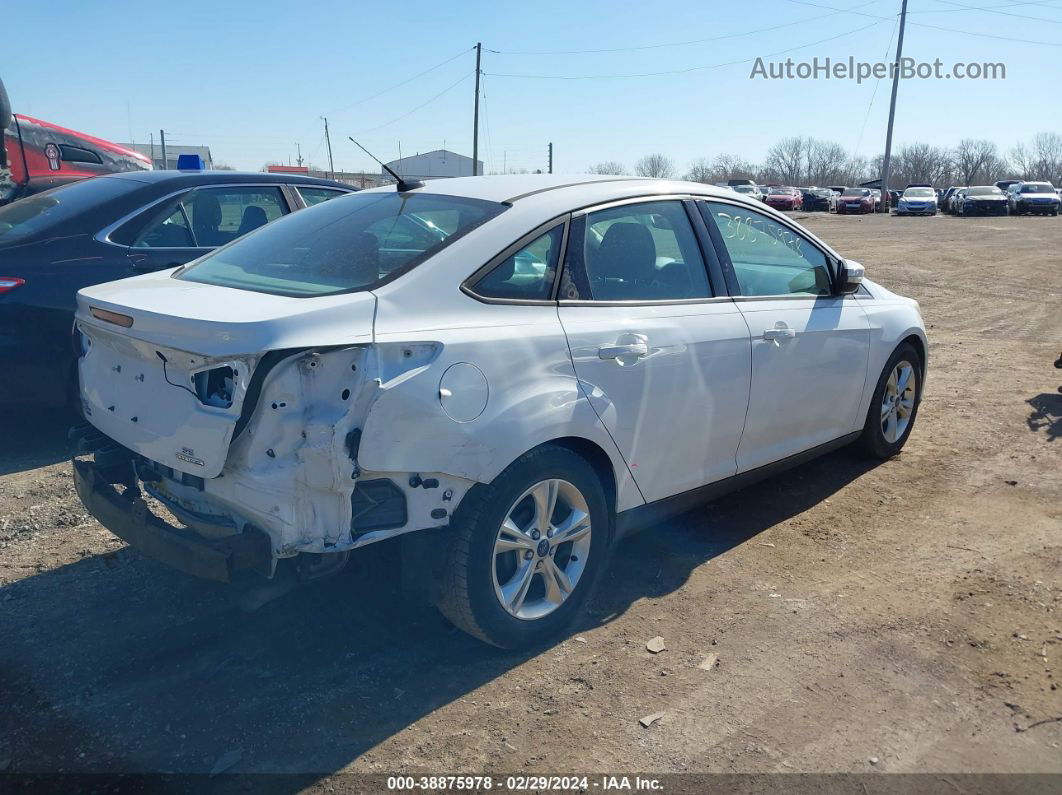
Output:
top-left (323, 47), bottom-right (474, 116)
top-left (480, 74), bottom-right (496, 173)
top-left (926, 0), bottom-right (1062, 23)
top-left (484, 20), bottom-right (886, 79)
top-left (484, 3), bottom-right (876, 55)
top-left (781, 0), bottom-right (1062, 45)
top-left (909, 0), bottom-right (1062, 13)
top-left (852, 13), bottom-right (901, 157)
top-left (351, 71), bottom-right (474, 134)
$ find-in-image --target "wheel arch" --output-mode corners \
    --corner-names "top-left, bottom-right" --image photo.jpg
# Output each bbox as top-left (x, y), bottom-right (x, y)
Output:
top-left (538, 436), bottom-right (619, 517)
top-left (901, 332), bottom-right (927, 378)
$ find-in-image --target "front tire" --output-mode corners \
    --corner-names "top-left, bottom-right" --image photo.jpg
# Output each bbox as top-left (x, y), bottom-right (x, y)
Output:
top-left (859, 343), bottom-right (923, 459)
top-left (437, 445), bottom-right (610, 648)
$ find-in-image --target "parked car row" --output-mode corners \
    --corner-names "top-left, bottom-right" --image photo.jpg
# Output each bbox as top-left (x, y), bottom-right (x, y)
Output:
top-left (940, 180), bottom-right (1059, 217)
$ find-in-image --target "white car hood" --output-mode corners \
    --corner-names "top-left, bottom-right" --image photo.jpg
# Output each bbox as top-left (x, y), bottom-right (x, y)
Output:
top-left (76, 268), bottom-right (376, 357)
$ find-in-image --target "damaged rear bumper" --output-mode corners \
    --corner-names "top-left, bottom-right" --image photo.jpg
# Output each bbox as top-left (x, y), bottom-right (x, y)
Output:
top-left (73, 458), bottom-right (272, 582)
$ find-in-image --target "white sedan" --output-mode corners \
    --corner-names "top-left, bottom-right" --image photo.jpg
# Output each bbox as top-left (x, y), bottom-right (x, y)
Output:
top-left (71, 175), bottom-right (927, 648)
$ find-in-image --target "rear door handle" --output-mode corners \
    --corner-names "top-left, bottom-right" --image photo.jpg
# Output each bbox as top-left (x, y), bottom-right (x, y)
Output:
top-left (598, 342), bottom-right (648, 360)
top-left (762, 328), bottom-right (796, 341)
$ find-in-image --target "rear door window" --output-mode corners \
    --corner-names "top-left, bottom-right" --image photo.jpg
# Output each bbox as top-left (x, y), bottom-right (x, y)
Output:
top-left (183, 187), bottom-right (287, 246)
top-left (562, 200), bottom-right (712, 301)
top-left (127, 186), bottom-right (288, 249)
top-left (134, 203), bottom-right (194, 248)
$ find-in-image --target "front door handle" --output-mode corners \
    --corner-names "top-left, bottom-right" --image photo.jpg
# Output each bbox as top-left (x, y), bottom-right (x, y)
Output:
top-left (598, 342), bottom-right (648, 360)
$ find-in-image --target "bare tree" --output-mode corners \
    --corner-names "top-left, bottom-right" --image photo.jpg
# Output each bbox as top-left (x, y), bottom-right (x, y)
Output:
top-left (712, 153), bottom-right (757, 181)
top-left (894, 143), bottom-right (953, 187)
top-left (1009, 142), bottom-right (1032, 179)
top-left (842, 155), bottom-right (871, 186)
top-left (953, 139), bottom-right (1000, 186)
top-left (764, 137), bottom-right (808, 185)
top-left (587, 161), bottom-right (626, 175)
top-left (634, 153), bottom-right (675, 179)
top-left (1030, 132), bottom-right (1062, 181)
top-left (684, 158), bottom-right (714, 183)
top-left (805, 139), bottom-right (849, 187)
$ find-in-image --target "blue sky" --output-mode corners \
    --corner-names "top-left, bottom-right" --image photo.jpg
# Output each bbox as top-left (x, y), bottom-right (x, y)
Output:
top-left (5, 0), bottom-right (1058, 174)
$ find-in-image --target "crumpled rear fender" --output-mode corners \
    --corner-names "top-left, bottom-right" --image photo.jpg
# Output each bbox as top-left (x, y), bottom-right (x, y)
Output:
top-left (152, 343), bottom-right (477, 559)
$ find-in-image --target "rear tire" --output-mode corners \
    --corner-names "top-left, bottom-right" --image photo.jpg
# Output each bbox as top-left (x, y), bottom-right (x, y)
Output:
top-left (859, 343), bottom-right (923, 459)
top-left (437, 445), bottom-right (610, 649)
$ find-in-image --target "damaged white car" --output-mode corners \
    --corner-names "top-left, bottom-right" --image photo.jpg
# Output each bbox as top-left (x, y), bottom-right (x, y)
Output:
top-left (72, 174), bottom-right (927, 648)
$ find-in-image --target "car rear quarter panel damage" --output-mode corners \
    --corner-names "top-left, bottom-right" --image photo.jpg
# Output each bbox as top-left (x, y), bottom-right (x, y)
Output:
top-left (361, 295), bottom-right (643, 514)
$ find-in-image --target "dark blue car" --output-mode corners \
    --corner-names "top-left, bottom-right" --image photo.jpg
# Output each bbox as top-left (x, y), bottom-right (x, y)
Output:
top-left (0, 170), bottom-right (353, 407)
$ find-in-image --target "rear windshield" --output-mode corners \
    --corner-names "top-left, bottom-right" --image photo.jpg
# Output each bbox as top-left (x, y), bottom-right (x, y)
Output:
top-left (176, 191), bottom-right (506, 297)
top-left (0, 176), bottom-right (142, 244)
top-left (1020, 183), bottom-right (1054, 193)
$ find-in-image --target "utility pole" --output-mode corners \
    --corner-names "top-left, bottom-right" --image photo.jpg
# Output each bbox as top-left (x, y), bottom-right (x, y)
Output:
top-left (296, 142), bottom-right (303, 167)
top-left (548, 142), bottom-right (553, 174)
top-left (880, 0), bottom-right (908, 212)
top-left (150, 132), bottom-right (154, 169)
top-left (321, 116), bottom-right (335, 179)
top-left (159, 129), bottom-right (167, 170)
top-left (472, 42), bottom-right (482, 176)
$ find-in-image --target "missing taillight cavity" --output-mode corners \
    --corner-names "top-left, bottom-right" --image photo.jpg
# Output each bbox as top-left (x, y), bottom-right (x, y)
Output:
top-left (194, 366), bottom-right (236, 409)
top-left (90, 306), bottom-right (133, 327)
top-left (0, 277), bottom-right (25, 293)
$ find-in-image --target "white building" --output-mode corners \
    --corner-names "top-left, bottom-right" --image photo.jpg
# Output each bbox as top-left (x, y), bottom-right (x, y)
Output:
top-left (118, 142), bottom-right (214, 171)
top-left (383, 149), bottom-right (482, 181)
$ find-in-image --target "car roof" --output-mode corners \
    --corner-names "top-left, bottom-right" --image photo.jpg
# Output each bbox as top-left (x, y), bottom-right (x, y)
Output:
top-left (97, 170), bottom-right (355, 191)
top-left (358, 173), bottom-right (748, 208)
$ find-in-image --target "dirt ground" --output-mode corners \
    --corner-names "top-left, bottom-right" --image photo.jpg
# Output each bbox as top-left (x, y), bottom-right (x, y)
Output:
top-left (0, 211), bottom-right (1060, 785)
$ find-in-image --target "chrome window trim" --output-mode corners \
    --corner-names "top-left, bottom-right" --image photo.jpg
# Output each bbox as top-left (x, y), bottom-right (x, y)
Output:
top-left (570, 192), bottom-right (712, 217)
top-left (558, 296), bottom-right (736, 308)
top-left (93, 182), bottom-right (297, 251)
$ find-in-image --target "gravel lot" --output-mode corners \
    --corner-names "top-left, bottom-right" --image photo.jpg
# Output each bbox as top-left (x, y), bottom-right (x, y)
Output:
top-left (1, 211), bottom-right (1060, 784)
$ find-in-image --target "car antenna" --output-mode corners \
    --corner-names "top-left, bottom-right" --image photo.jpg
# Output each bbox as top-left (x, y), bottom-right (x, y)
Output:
top-left (348, 136), bottom-right (424, 192)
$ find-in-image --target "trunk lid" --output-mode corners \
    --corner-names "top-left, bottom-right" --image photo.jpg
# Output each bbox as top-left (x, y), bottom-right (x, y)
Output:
top-left (76, 270), bottom-right (375, 477)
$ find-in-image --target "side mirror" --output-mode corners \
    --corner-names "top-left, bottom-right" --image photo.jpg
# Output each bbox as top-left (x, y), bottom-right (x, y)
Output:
top-left (836, 258), bottom-right (864, 295)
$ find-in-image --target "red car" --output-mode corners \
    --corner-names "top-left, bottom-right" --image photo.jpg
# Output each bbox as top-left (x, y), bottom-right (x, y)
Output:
top-left (836, 187), bottom-right (875, 214)
top-left (1, 77), bottom-right (151, 205)
top-left (764, 186), bottom-right (802, 211)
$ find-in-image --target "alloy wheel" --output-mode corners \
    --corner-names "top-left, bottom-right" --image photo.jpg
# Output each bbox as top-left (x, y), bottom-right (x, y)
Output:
top-left (881, 360), bottom-right (917, 443)
top-left (492, 479), bottom-right (592, 621)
